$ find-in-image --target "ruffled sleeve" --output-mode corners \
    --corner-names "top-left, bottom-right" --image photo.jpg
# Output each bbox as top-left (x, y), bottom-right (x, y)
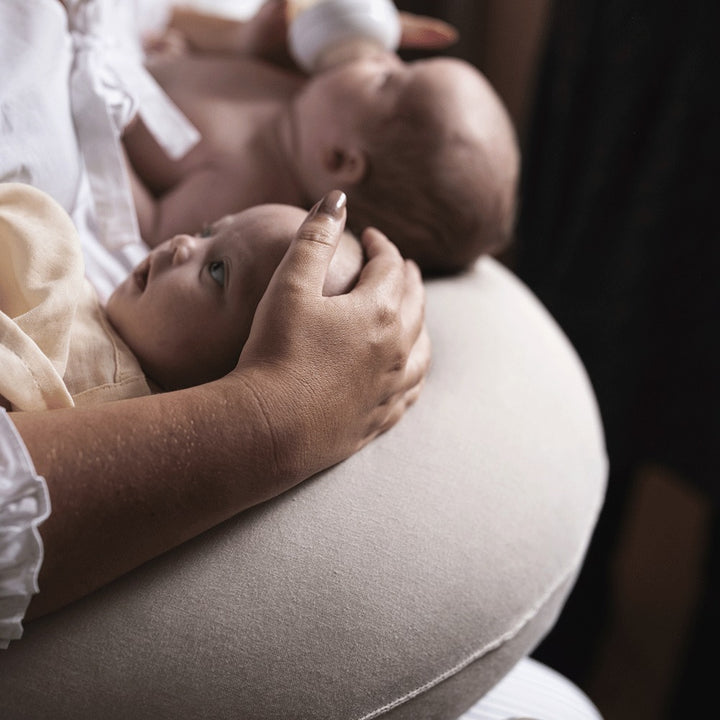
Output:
top-left (0, 408), bottom-right (50, 649)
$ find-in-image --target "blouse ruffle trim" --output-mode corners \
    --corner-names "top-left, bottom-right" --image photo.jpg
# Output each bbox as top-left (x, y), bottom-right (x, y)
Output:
top-left (0, 408), bottom-right (51, 649)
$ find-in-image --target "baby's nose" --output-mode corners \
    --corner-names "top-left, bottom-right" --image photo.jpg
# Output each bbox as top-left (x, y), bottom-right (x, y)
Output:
top-left (171, 235), bottom-right (196, 265)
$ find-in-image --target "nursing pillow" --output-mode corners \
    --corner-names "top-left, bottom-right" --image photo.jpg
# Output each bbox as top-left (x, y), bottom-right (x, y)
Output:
top-left (0, 258), bottom-right (606, 719)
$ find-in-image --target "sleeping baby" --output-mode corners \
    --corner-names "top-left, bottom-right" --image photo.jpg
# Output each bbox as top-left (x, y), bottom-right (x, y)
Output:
top-left (125, 0), bottom-right (519, 273)
top-left (0, 183), bottom-right (360, 410)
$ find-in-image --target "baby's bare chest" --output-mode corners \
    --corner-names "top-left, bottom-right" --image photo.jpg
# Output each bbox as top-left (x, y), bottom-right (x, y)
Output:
top-left (150, 56), bottom-right (299, 158)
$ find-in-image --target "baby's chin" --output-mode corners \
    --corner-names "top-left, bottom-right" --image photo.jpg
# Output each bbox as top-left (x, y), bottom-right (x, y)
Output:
top-left (322, 230), bottom-right (363, 296)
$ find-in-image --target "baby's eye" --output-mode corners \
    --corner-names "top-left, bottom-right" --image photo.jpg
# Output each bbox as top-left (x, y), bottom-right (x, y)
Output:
top-left (208, 260), bottom-right (226, 286)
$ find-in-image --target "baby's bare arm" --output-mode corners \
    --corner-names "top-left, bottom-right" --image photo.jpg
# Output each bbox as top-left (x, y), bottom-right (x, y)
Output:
top-left (123, 119), bottom-right (248, 246)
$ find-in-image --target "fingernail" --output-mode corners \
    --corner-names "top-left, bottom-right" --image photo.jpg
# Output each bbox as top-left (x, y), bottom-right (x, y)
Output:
top-left (319, 190), bottom-right (347, 218)
top-left (307, 198), bottom-right (323, 219)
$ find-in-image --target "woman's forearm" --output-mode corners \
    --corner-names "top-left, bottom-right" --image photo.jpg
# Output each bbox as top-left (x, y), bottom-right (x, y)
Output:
top-left (15, 378), bottom-right (278, 619)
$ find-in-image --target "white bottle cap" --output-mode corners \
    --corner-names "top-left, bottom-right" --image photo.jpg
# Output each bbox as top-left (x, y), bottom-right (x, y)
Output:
top-left (289, 0), bottom-right (402, 73)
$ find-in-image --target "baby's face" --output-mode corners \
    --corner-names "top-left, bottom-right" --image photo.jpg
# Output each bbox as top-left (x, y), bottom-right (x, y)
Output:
top-left (107, 204), bottom-right (361, 390)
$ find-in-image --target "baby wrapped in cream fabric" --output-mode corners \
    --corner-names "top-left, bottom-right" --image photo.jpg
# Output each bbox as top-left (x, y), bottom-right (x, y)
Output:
top-left (0, 183), bottom-right (150, 411)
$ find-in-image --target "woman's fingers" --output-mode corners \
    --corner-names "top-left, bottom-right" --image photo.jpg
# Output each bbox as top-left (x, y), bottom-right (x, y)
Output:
top-left (398, 12), bottom-right (459, 50)
top-left (400, 258), bottom-right (426, 346)
top-left (354, 226), bottom-right (409, 318)
top-left (360, 228), bottom-right (426, 354)
top-left (272, 190), bottom-right (348, 296)
top-left (404, 324), bottom-right (432, 395)
top-left (366, 370), bottom-right (427, 444)
top-left (239, 190), bottom-right (431, 475)
top-left (381, 324), bottom-right (431, 407)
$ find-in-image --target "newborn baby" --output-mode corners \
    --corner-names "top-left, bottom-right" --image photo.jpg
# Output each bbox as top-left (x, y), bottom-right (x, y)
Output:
top-left (108, 199), bottom-right (362, 391)
top-left (0, 183), bottom-right (360, 410)
top-left (127, 15), bottom-right (519, 273)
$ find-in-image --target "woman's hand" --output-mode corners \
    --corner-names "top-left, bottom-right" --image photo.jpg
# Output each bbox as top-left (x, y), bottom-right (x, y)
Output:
top-left (158, 1), bottom-right (457, 62)
top-left (159, 0), bottom-right (291, 64)
top-left (235, 190), bottom-right (430, 482)
top-left (14, 189), bottom-right (427, 618)
top-left (398, 11), bottom-right (458, 49)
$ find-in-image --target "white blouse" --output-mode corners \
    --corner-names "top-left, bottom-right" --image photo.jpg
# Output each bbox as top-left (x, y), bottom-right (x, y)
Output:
top-left (0, 410), bottom-right (50, 649)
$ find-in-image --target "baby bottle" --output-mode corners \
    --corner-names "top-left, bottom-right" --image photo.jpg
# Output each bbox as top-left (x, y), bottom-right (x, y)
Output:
top-left (288, 0), bottom-right (402, 73)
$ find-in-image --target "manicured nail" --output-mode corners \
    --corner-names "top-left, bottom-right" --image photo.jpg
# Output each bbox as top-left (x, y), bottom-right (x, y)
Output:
top-left (319, 190), bottom-right (347, 218)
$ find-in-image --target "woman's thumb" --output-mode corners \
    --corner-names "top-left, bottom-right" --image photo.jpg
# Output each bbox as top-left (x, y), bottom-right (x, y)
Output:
top-left (274, 190), bottom-right (348, 294)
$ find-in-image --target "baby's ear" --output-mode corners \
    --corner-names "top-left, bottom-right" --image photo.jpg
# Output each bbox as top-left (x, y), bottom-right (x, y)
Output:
top-left (323, 147), bottom-right (367, 186)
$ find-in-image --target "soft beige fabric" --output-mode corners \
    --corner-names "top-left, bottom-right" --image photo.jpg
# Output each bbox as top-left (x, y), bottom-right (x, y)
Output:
top-left (0, 183), bottom-right (81, 410)
top-left (63, 279), bottom-right (151, 407)
top-left (0, 183), bottom-right (150, 411)
top-left (0, 258), bottom-right (607, 720)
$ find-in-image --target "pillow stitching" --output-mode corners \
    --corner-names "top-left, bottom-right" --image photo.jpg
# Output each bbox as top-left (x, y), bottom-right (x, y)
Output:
top-left (352, 477), bottom-right (606, 720)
